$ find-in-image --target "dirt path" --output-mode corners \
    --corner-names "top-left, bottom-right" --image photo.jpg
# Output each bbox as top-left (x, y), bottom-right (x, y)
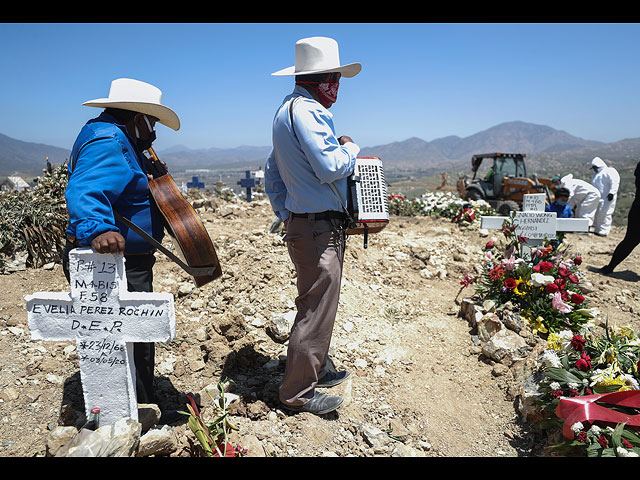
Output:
top-left (1, 197), bottom-right (638, 457)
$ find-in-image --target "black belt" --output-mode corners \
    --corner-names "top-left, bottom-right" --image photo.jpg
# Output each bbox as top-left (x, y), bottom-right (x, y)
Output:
top-left (291, 211), bottom-right (347, 220)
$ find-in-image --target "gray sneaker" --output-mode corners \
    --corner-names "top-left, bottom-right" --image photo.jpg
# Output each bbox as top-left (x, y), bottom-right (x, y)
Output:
top-left (317, 370), bottom-right (350, 388)
top-left (283, 392), bottom-right (343, 415)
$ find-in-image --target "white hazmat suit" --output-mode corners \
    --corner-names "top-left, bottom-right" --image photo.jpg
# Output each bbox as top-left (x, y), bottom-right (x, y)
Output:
top-left (561, 174), bottom-right (601, 228)
top-left (591, 157), bottom-right (620, 236)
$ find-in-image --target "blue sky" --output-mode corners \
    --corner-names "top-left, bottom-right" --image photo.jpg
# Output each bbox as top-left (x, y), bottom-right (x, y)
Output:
top-left (2, 22), bottom-right (640, 153)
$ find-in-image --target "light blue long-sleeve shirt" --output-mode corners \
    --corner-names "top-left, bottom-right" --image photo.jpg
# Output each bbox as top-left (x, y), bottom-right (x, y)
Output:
top-left (265, 86), bottom-right (360, 221)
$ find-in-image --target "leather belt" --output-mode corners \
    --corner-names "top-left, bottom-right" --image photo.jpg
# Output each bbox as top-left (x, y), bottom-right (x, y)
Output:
top-left (291, 211), bottom-right (347, 221)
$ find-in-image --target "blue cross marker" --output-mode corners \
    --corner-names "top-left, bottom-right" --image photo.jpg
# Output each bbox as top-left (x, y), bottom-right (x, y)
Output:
top-left (237, 170), bottom-right (260, 202)
top-left (187, 176), bottom-right (204, 189)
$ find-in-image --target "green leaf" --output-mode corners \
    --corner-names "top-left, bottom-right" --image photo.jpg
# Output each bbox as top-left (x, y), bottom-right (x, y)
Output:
top-left (544, 367), bottom-right (583, 384)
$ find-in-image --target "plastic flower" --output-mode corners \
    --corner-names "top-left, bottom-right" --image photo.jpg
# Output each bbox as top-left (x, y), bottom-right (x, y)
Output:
top-left (575, 352), bottom-right (592, 371)
top-left (570, 293), bottom-right (585, 305)
top-left (546, 332), bottom-right (563, 350)
top-left (571, 335), bottom-right (586, 351)
top-left (530, 316), bottom-right (548, 335)
top-left (538, 261), bottom-right (554, 272)
top-left (513, 277), bottom-right (528, 296)
top-left (552, 291), bottom-right (573, 313)
top-left (501, 255), bottom-right (523, 271)
top-left (541, 349), bottom-right (562, 368)
top-left (530, 272), bottom-right (555, 287)
top-left (489, 266), bottom-right (504, 281)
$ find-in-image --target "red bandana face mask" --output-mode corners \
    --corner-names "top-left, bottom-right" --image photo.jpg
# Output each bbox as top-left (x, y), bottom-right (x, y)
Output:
top-left (297, 80), bottom-right (340, 108)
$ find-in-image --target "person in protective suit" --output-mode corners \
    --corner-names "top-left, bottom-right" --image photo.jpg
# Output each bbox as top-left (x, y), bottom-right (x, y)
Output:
top-left (556, 174), bottom-right (601, 228)
top-left (591, 157), bottom-right (620, 236)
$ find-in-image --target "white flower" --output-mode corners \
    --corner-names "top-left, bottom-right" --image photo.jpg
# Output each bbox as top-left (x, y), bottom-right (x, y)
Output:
top-left (541, 350), bottom-right (562, 369)
top-left (570, 422), bottom-right (584, 433)
top-left (568, 382), bottom-right (579, 390)
top-left (530, 272), bottom-right (555, 287)
top-left (616, 447), bottom-right (638, 457)
top-left (550, 382), bottom-right (561, 390)
top-left (589, 425), bottom-right (602, 436)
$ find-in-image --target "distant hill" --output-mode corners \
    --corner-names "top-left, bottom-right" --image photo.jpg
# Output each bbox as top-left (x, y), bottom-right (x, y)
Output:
top-left (358, 121), bottom-right (606, 172)
top-left (0, 133), bottom-right (71, 178)
top-left (1, 121), bottom-right (639, 178)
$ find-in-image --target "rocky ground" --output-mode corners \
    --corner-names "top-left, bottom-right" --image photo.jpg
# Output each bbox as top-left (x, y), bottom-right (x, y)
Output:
top-left (1, 194), bottom-right (639, 457)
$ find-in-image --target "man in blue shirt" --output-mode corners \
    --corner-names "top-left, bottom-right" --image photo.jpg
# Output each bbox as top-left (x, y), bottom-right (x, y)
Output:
top-left (63, 78), bottom-right (180, 407)
top-left (266, 37), bottom-right (361, 415)
top-left (545, 186), bottom-right (573, 218)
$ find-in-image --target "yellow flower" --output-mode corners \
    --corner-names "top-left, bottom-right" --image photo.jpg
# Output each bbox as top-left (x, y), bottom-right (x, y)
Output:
top-left (546, 332), bottom-right (562, 350)
top-left (514, 277), bottom-right (527, 296)
top-left (528, 315), bottom-right (548, 335)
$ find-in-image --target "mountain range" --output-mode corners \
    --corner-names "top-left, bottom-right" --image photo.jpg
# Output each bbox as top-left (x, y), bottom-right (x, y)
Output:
top-left (2, 121), bottom-right (639, 179)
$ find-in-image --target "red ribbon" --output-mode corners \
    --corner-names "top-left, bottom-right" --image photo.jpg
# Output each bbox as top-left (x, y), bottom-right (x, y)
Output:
top-left (555, 390), bottom-right (640, 439)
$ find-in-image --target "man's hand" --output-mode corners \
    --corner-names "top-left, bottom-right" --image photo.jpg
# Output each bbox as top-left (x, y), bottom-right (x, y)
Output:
top-left (338, 136), bottom-right (354, 145)
top-left (91, 231), bottom-right (126, 254)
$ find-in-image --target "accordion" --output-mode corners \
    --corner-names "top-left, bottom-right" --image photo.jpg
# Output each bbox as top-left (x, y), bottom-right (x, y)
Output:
top-left (343, 157), bottom-right (389, 245)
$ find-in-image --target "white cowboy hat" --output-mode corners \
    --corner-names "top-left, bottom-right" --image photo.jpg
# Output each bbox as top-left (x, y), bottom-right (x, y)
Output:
top-left (271, 36), bottom-right (361, 78)
top-left (83, 78), bottom-right (180, 131)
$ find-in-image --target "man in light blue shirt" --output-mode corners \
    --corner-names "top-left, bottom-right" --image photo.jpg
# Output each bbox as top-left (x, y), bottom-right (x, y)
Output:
top-left (266, 37), bottom-right (361, 415)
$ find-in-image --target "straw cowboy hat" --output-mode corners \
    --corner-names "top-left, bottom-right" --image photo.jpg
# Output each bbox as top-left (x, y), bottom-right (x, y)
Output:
top-left (83, 78), bottom-right (180, 131)
top-left (272, 36), bottom-right (361, 78)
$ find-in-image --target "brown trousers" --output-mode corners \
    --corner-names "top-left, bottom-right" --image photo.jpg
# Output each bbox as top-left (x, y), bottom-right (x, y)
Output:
top-left (279, 214), bottom-right (347, 406)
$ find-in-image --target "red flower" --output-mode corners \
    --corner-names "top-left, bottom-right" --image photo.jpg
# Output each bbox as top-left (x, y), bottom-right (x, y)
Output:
top-left (623, 439), bottom-right (633, 449)
top-left (571, 293), bottom-right (585, 305)
top-left (532, 264), bottom-right (541, 272)
top-left (485, 241), bottom-right (495, 250)
top-left (560, 290), bottom-right (570, 301)
top-left (558, 267), bottom-right (571, 277)
top-left (544, 283), bottom-right (559, 294)
top-left (597, 435), bottom-right (608, 448)
top-left (568, 388), bottom-right (580, 396)
top-left (504, 278), bottom-right (517, 290)
top-left (538, 261), bottom-right (553, 272)
top-left (555, 278), bottom-right (566, 290)
top-left (568, 274), bottom-right (579, 284)
top-left (575, 353), bottom-right (592, 371)
top-left (489, 267), bottom-right (504, 281)
top-left (571, 335), bottom-right (586, 351)
top-left (574, 256), bottom-right (582, 265)
top-left (550, 389), bottom-right (564, 398)
top-left (577, 431), bottom-right (588, 444)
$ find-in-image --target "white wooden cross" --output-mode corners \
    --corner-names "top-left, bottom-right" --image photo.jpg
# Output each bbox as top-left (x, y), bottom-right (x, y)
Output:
top-left (480, 193), bottom-right (589, 258)
top-left (25, 248), bottom-right (175, 428)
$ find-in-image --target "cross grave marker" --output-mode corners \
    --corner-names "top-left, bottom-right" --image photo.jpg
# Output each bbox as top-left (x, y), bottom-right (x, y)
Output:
top-left (25, 248), bottom-right (175, 428)
top-left (237, 170), bottom-right (260, 202)
top-left (187, 175), bottom-right (204, 189)
top-left (481, 193), bottom-right (589, 257)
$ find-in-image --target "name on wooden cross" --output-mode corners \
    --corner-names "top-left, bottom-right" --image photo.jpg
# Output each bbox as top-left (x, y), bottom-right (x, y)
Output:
top-left (481, 194), bottom-right (589, 254)
top-left (25, 248), bottom-right (176, 428)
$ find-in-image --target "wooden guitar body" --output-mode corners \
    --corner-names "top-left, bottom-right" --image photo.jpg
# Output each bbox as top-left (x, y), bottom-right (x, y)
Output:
top-left (146, 148), bottom-right (222, 287)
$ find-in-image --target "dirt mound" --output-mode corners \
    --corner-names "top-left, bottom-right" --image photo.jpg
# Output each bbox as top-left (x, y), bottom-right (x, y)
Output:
top-left (1, 196), bottom-right (638, 457)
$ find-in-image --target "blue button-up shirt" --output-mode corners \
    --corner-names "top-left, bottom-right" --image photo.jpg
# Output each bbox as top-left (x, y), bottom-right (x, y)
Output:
top-left (265, 86), bottom-right (360, 221)
top-left (65, 111), bottom-right (164, 253)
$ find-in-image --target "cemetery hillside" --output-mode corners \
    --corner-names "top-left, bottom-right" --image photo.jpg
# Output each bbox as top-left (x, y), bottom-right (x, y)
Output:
top-left (1, 128), bottom-right (640, 456)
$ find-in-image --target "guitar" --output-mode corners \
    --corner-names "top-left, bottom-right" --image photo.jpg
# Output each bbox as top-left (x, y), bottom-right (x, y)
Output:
top-left (115, 147), bottom-right (222, 287)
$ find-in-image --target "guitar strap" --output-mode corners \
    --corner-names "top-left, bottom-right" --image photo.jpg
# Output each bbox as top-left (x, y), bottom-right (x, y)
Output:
top-left (113, 211), bottom-right (217, 276)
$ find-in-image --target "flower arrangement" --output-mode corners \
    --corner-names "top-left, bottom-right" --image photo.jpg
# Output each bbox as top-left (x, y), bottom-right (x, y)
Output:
top-left (535, 322), bottom-right (640, 456)
top-left (471, 215), bottom-right (595, 335)
top-left (387, 191), bottom-right (496, 223)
